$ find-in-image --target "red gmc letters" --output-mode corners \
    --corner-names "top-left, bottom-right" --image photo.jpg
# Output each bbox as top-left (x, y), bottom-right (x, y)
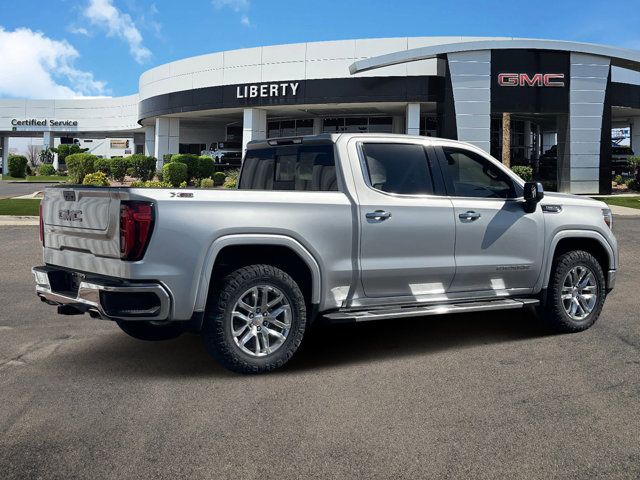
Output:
top-left (498, 73), bottom-right (565, 87)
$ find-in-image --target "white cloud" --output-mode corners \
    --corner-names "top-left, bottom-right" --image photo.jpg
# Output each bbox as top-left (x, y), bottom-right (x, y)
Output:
top-left (0, 27), bottom-right (108, 99)
top-left (83, 0), bottom-right (151, 63)
top-left (213, 0), bottom-right (252, 27)
top-left (68, 26), bottom-right (90, 36)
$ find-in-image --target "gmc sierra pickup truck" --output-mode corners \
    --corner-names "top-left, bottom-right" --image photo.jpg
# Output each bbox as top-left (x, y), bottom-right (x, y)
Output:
top-left (33, 134), bottom-right (618, 373)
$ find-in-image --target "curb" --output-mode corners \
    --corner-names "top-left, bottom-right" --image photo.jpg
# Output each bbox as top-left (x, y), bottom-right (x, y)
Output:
top-left (0, 216), bottom-right (39, 226)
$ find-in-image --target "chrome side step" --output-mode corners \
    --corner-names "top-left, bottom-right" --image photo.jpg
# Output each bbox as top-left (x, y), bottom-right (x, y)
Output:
top-left (324, 298), bottom-right (539, 323)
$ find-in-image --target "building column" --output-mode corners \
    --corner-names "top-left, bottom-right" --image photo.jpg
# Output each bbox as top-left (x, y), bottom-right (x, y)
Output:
top-left (406, 103), bottom-right (421, 136)
top-left (630, 117), bottom-right (640, 156)
top-left (523, 120), bottom-right (532, 161)
top-left (144, 126), bottom-right (156, 158)
top-left (242, 108), bottom-right (267, 156)
top-left (312, 117), bottom-right (323, 135)
top-left (1, 137), bottom-right (9, 176)
top-left (154, 118), bottom-right (180, 168)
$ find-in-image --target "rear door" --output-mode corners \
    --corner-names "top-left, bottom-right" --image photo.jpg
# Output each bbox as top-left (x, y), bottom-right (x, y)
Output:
top-left (434, 144), bottom-right (545, 293)
top-left (355, 140), bottom-right (456, 299)
top-left (42, 187), bottom-right (122, 259)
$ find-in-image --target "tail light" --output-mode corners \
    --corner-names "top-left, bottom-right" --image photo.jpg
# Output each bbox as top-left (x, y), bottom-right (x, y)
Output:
top-left (39, 203), bottom-right (45, 246)
top-left (120, 201), bottom-right (154, 261)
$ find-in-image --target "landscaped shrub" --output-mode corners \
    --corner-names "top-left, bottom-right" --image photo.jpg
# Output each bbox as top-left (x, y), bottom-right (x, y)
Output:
top-left (628, 156), bottom-right (640, 180)
top-left (179, 181), bottom-right (188, 188)
top-left (162, 153), bottom-right (173, 164)
top-left (94, 158), bottom-right (111, 176)
top-left (129, 154), bottom-right (157, 181)
top-left (38, 163), bottom-right (56, 176)
top-left (511, 165), bottom-right (533, 181)
top-left (110, 157), bottom-right (129, 182)
top-left (162, 162), bottom-right (188, 187)
top-left (54, 144), bottom-right (88, 167)
top-left (613, 174), bottom-right (623, 185)
top-left (213, 171), bottom-right (226, 186)
top-left (82, 171), bottom-right (109, 186)
top-left (170, 154), bottom-right (199, 180)
top-left (66, 153), bottom-right (97, 183)
top-left (198, 156), bottom-right (214, 180)
top-left (200, 177), bottom-right (214, 188)
top-left (223, 169), bottom-right (239, 189)
top-left (624, 178), bottom-right (639, 190)
top-left (7, 155), bottom-right (28, 178)
top-left (130, 180), bottom-right (172, 188)
top-left (26, 165), bottom-right (33, 176)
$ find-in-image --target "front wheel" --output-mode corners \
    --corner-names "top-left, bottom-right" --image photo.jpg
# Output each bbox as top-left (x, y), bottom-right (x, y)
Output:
top-left (542, 250), bottom-right (606, 333)
top-left (116, 320), bottom-right (185, 341)
top-left (201, 264), bottom-right (307, 374)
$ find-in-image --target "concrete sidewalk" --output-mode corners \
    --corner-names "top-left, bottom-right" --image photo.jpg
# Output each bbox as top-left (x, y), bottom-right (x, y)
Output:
top-left (0, 216), bottom-right (39, 226)
top-left (609, 205), bottom-right (640, 216)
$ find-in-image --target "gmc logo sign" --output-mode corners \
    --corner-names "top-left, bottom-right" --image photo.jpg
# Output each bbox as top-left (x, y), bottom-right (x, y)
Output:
top-left (498, 73), bottom-right (565, 87)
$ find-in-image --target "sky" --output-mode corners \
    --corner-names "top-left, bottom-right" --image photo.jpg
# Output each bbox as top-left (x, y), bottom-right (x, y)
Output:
top-left (0, 0), bottom-right (639, 99)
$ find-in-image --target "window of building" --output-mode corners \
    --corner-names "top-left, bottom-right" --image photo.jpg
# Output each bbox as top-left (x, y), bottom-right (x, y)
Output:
top-left (239, 144), bottom-right (337, 191)
top-left (179, 143), bottom-right (207, 155)
top-left (267, 119), bottom-right (315, 138)
top-left (322, 116), bottom-right (393, 134)
top-left (440, 147), bottom-right (516, 199)
top-left (361, 143), bottom-right (434, 195)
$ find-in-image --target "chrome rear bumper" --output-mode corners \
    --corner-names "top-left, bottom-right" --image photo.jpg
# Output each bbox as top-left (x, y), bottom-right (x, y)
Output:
top-left (33, 266), bottom-right (171, 321)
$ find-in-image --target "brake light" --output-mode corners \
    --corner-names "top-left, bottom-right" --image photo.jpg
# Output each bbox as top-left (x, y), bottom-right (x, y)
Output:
top-left (120, 201), bottom-right (154, 261)
top-left (39, 203), bottom-right (44, 246)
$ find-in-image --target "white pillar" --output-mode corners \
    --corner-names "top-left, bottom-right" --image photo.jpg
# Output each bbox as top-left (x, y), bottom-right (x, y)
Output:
top-left (631, 117), bottom-right (640, 156)
top-left (154, 118), bottom-right (180, 168)
top-left (1, 137), bottom-right (9, 176)
top-left (406, 103), bottom-right (421, 136)
top-left (242, 108), bottom-right (267, 156)
top-left (144, 126), bottom-right (155, 158)
top-left (312, 117), bottom-right (323, 135)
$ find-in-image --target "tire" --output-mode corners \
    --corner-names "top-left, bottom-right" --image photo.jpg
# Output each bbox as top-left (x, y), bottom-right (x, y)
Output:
top-left (542, 250), bottom-right (606, 333)
top-left (116, 320), bottom-right (185, 341)
top-left (201, 264), bottom-right (307, 374)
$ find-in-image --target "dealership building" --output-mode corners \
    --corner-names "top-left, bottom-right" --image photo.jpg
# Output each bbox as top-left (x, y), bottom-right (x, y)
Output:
top-left (2, 36), bottom-right (640, 194)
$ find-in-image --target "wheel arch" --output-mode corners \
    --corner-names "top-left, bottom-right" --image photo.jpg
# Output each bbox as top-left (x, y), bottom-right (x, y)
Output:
top-left (194, 234), bottom-right (322, 313)
top-left (541, 230), bottom-right (615, 290)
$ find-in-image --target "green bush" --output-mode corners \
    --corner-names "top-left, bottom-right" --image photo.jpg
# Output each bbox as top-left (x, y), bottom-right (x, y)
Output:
top-left (7, 155), bottom-right (28, 178)
top-left (129, 154), bottom-right (157, 181)
top-left (110, 157), bottom-right (129, 182)
top-left (624, 178), bottom-right (639, 190)
top-left (26, 165), bottom-right (33, 176)
top-left (170, 154), bottom-right (199, 180)
top-left (511, 165), bottom-right (533, 181)
top-left (198, 156), bottom-right (214, 180)
top-left (54, 144), bottom-right (88, 166)
top-left (130, 180), bottom-right (172, 188)
top-left (38, 163), bottom-right (56, 176)
top-left (94, 158), bottom-right (111, 176)
top-left (162, 162), bottom-right (188, 187)
top-left (82, 171), bottom-right (109, 186)
top-left (200, 177), bottom-right (214, 188)
top-left (179, 181), bottom-right (188, 188)
top-left (613, 174), bottom-right (623, 185)
top-left (213, 171), bottom-right (226, 186)
top-left (162, 153), bottom-right (173, 164)
top-left (223, 169), bottom-right (239, 189)
top-left (66, 153), bottom-right (97, 183)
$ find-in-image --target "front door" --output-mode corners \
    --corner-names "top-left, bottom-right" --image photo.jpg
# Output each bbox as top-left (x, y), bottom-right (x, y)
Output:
top-left (357, 141), bottom-right (456, 299)
top-left (434, 145), bottom-right (545, 293)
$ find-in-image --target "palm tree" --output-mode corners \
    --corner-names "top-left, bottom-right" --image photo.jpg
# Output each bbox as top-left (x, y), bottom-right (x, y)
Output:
top-left (501, 112), bottom-right (511, 168)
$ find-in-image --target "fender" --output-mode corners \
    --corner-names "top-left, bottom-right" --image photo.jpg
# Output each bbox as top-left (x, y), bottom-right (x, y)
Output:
top-left (193, 234), bottom-right (322, 312)
top-left (537, 229), bottom-right (616, 291)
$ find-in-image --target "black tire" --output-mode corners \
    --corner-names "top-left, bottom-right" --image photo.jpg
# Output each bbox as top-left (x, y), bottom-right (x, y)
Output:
top-left (201, 264), bottom-right (307, 374)
top-left (542, 250), bottom-right (606, 333)
top-left (116, 320), bottom-right (185, 341)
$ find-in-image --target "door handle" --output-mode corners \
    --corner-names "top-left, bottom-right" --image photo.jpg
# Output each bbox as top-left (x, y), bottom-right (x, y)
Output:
top-left (366, 210), bottom-right (392, 221)
top-left (459, 211), bottom-right (481, 221)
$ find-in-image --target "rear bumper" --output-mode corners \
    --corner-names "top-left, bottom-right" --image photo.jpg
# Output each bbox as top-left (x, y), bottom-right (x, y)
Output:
top-left (32, 265), bottom-right (171, 321)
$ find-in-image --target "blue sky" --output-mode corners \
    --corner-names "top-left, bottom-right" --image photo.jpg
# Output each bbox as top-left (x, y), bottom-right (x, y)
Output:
top-left (0, 0), bottom-right (639, 98)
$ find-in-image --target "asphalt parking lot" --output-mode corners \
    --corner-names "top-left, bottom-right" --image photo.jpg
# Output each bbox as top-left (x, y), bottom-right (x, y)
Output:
top-left (1, 220), bottom-right (639, 479)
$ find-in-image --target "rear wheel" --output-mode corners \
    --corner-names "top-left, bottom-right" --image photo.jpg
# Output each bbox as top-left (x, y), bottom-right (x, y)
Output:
top-left (201, 264), bottom-right (307, 374)
top-left (116, 320), bottom-right (185, 341)
top-left (542, 250), bottom-right (606, 333)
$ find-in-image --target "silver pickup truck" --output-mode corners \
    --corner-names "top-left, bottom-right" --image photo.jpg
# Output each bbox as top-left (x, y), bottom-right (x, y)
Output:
top-left (33, 134), bottom-right (618, 373)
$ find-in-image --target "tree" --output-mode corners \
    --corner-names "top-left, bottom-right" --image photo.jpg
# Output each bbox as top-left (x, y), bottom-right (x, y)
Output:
top-left (26, 144), bottom-right (42, 167)
top-left (501, 112), bottom-right (511, 168)
top-left (39, 147), bottom-right (55, 164)
top-left (53, 144), bottom-right (89, 166)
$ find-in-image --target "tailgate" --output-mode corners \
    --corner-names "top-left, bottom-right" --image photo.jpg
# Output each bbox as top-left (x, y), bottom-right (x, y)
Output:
top-left (42, 187), bottom-right (121, 259)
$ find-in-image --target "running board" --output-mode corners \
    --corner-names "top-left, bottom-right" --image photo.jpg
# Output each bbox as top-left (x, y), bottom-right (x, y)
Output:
top-left (324, 298), bottom-right (539, 323)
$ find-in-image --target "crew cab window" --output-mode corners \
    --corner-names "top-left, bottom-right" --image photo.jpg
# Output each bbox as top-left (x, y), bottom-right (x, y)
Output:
top-left (361, 143), bottom-right (434, 195)
top-left (440, 147), bottom-right (516, 198)
top-left (239, 144), bottom-right (338, 191)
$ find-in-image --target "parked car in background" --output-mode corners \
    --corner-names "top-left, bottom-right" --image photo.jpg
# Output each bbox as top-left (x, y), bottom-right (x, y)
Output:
top-left (34, 134), bottom-right (618, 373)
top-left (201, 141), bottom-right (242, 166)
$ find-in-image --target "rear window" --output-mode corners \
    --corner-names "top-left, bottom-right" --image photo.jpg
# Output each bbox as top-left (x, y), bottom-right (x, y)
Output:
top-left (239, 144), bottom-right (338, 191)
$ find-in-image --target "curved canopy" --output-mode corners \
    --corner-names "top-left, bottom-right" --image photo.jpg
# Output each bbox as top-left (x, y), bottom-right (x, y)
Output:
top-left (349, 38), bottom-right (640, 75)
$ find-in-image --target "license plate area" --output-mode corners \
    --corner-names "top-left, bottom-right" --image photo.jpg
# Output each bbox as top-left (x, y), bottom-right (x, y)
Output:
top-left (48, 270), bottom-right (85, 297)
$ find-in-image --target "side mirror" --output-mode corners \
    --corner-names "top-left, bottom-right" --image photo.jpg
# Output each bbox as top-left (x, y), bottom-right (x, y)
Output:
top-left (523, 181), bottom-right (544, 213)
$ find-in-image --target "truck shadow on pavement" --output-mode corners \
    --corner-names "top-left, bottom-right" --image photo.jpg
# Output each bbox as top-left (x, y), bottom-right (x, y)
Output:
top-left (54, 308), bottom-right (550, 378)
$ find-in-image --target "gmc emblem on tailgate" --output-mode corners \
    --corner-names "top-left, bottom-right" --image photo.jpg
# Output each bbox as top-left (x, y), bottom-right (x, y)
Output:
top-left (58, 209), bottom-right (83, 222)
